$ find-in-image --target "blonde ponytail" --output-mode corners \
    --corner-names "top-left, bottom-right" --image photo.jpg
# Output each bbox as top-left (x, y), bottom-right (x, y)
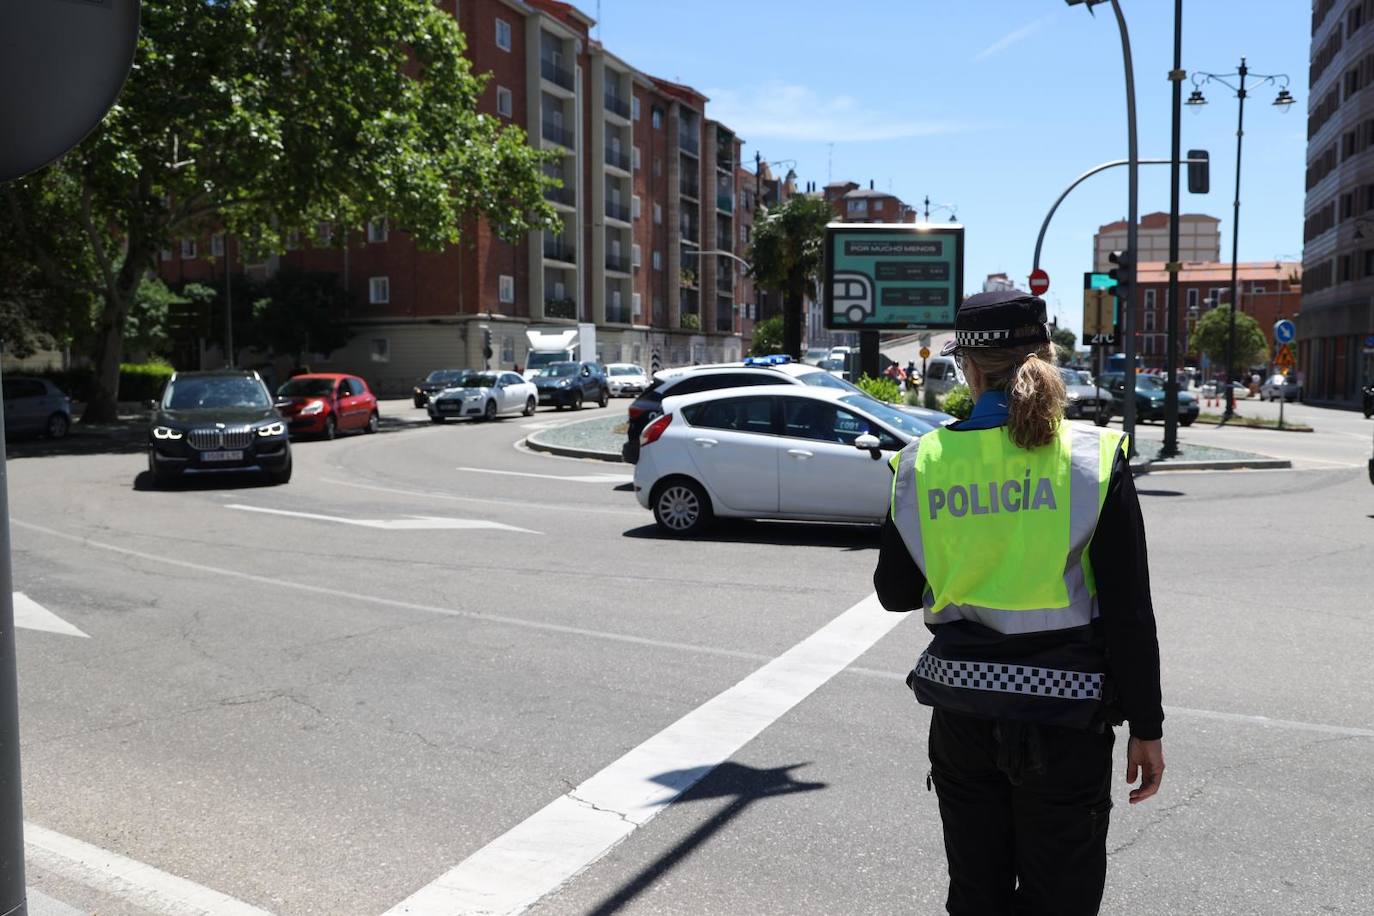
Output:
top-left (964, 343), bottom-right (1066, 449)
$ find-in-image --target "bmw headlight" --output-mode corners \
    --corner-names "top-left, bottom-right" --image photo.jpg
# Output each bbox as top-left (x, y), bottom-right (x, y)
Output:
top-left (301, 400), bottom-right (325, 415)
top-left (257, 421), bottom-right (286, 437)
top-left (1066, 390), bottom-right (1081, 400)
top-left (152, 426), bottom-right (183, 440)
top-left (558, 379), bottom-right (572, 388)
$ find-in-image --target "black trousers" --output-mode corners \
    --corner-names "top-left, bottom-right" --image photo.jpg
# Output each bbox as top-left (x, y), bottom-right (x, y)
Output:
top-left (927, 708), bottom-right (1115, 916)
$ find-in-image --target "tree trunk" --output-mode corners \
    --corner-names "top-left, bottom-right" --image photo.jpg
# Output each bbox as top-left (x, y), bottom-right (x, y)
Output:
top-left (82, 284), bottom-right (137, 423)
top-left (782, 282), bottom-right (803, 359)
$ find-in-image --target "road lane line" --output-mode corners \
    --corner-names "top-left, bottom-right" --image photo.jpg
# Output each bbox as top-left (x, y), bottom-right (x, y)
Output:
top-left (25, 821), bottom-right (274, 916)
top-left (223, 504), bottom-right (540, 533)
top-left (455, 467), bottom-right (631, 483)
top-left (382, 594), bottom-right (906, 916)
top-left (1164, 705), bottom-right (1374, 738)
top-left (317, 477), bottom-right (642, 516)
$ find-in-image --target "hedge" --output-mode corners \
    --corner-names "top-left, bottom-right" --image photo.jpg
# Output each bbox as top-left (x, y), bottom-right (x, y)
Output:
top-left (26, 362), bottom-right (175, 404)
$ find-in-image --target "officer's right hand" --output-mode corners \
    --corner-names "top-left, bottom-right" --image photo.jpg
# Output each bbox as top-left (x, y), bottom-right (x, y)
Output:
top-left (1126, 737), bottom-right (1165, 804)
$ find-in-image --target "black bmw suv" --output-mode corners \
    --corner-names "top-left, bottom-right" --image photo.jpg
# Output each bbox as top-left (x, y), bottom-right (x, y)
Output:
top-left (147, 370), bottom-right (292, 485)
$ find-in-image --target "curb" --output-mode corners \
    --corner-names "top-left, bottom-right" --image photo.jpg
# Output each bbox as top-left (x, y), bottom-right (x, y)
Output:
top-left (524, 420), bottom-right (625, 463)
top-left (1135, 457), bottom-right (1293, 473)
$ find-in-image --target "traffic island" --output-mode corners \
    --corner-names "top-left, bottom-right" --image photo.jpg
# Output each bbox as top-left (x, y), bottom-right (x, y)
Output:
top-left (1197, 412), bottom-right (1314, 432)
top-left (1134, 441), bottom-right (1292, 473)
top-left (524, 414), bottom-right (626, 462)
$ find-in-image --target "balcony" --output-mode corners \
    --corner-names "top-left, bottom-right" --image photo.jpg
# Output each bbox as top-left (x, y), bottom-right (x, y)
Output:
top-left (604, 147), bottom-right (631, 172)
top-left (543, 239), bottom-right (576, 264)
top-left (717, 269), bottom-right (734, 293)
top-left (545, 296), bottom-right (577, 320)
top-left (605, 200), bottom-right (631, 223)
top-left (678, 129), bottom-right (700, 156)
top-left (604, 92), bottom-right (631, 119)
top-left (606, 300), bottom-right (632, 325)
top-left (544, 184), bottom-right (575, 207)
top-left (716, 193), bottom-right (733, 214)
top-left (679, 176), bottom-right (700, 199)
top-left (541, 58), bottom-right (574, 92)
top-left (542, 120), bottom-right (576, 149)
top-left (680, 222), bottom-right (699, 244)
top-left (606, 253), bottom-right (630, 273)
top-left (680, 289), bottom-right (700, 327)
top-left (716, 297), bottom-right (734, 333)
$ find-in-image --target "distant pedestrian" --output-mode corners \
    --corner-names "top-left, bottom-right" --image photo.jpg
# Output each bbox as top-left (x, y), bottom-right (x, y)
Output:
top-left (875, 289), bottom-right (1164, 916)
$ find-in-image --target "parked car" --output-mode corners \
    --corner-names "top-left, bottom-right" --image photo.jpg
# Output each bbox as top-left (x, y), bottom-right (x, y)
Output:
top-left (2, 377), bottom-right (71, 440)
top-left (533, 361), bottom-right (609, 410)
top-left (1260, 374), bottom-right (1303, 402)
top-left (605, 363), bottom-right (649, 398)
top-left (413, 368), bottom-right (469, 408)
top-left (622, 356), bottom-right (871, 464)
top-left (147, 370), bottom-right (291, 485)
top-left (276, 373), bottom-right (379, 439)
top-left (1057, 367), bottom-right (1112, 426)
top-left (1201, 379), bottom-right (1251, 400)
top-left (923, 355), bottom-right (966, 397)
top-left (802, 348), bottom-right (831, 366)
top-left (428, 370), bottom-right (537, 422)
top-left (1097, 372), bottom-right (1199, 425)
top-left (633, 385), bottom-right (930, 535)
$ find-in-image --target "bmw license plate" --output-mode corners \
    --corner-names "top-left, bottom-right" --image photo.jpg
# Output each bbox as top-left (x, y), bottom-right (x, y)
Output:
top-left (202, 450), bottom-right (243, 462)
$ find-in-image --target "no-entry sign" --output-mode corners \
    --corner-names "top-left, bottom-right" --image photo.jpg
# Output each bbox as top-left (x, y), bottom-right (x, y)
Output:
top-left (1029, 268), bottom-right (1050, 296)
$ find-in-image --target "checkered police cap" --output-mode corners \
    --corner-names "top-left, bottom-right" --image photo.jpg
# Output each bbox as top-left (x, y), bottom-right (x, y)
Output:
top-left (941, 289), bottom-right (1052, 356)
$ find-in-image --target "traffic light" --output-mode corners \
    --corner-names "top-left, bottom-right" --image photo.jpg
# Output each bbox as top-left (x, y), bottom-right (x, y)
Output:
top-left (1187, 149), bottom-right (1209, 194)
top-left (1108, 250), bottom-right (1133, 301)
top-left (482, 327), bottom-right (493, 365)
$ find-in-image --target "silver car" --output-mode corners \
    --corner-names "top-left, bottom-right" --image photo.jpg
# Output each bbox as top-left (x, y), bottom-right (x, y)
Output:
top-left (1259, 374), bottom-right (1302, 402)
top-left (2, 377), bottom-right (72, 439)
top-left (1058, 368), bottom-right (1111, 426)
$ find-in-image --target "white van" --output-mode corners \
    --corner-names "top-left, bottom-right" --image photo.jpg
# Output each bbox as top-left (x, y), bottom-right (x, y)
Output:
top-left (923, 355), bottom-right (966, 397)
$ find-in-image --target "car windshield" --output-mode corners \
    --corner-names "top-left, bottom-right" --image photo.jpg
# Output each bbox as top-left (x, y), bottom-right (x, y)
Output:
top-left (839, 395), bottom-right (935, 436)
top-left (1057, 369), bottom-right (1080, 386)
top-left (608, 365), bottom-right (640, 376)
top-left (1076, 371), bottom-right (1094, 386)
top-left (164, 376), bottom-right (270, 410)
top-left (1136, 376), bottom-right (1165, 391)
top-left (426, 369), bottom-right (466, 384)
top-left (797, 368), bottom-right (862, 394)
top-left (818, 358), bottom-right (845, 371)
top-left (456, 373), bottom-right (500, 388)
top-left (543, 362), bottom-right (580, 378)
top-left (277, 378), bottom-right (336, 397)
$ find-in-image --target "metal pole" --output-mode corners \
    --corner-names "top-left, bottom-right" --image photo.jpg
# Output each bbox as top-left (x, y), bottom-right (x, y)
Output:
top-left (1224, 58), bottom-right (1248, 420)
top-left (1111, 0), bottom-right (1139, 455)
top-left (755, 152), bottom-right (762, 209)
top-left (0, 374), bottom-right (28, 916)
top-left (1162, 0), bottom-right (1184, 458)
top-left (224, 234), bottom-right (234, 369)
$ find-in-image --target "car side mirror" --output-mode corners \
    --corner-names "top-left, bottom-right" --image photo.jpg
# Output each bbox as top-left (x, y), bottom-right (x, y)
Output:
top-left (854, 433), bottom-right (882, 460)
top-left (274, 398), bottom-right (292, 410)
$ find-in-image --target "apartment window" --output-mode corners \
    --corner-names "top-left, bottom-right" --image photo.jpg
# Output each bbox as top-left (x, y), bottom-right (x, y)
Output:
top-left (1251, 283), bottom-right (1265, 294)
top-left (369, 276), bottom-right (390, 304)
top-left (496, 86), bottom-right (513, 118)
top-left (632, 195), bottom-right (641, 219)
top-left (873, 200), bottom-right (885, 213)
top-left (633, 146), bottom-right (642, 171)
top-left (368, 218), bottom-right (388, 243)
top-left (632, 243), bottom-right (642, 267)
top-left (632, 97), bottom-right (641, 120)
top-left (651, 107), bottom-right (664, 129)
top-left (285, 230), bottom-right (300, 251)
top-left (610, 288), bottom-right (623, 310)
top-left (211, 234), bottom-right (225, 257)
top-left (740, 224), bottom-right (749, 245)
top-left (502, 336), bottom-right (515, 364)
top-left (160, 247), bottom-right (172, 261)
top-left (847, 199), bottom-right (868, 216)
top-left (180, 239), bottom-right (197, 259)
top-left (652, 250), bottom-right (663, 271)
top-left (653, 202), bottom-right (662, 224)
top-left (495, 18), bottom-right (512, 51)
top-left (1143, 310), bottom-right (1156, 332)
top-left (1143, 289), bottom-right (1155, 310)
top-left (1186, 288), bottom-right (1199, 311)
top-left (370, 338), bottom-right (390, 363)
top-left (499, 274), bottom-right (515, 304)
top-left (316, 222), bottom-right (333, 246)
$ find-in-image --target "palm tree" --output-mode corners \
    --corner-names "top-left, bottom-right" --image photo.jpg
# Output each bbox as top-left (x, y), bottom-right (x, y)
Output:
top-left (747, 195), bottom-right (833, 358)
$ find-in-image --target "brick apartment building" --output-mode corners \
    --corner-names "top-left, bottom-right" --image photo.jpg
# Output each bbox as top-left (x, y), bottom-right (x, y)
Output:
top-left (159, 0), bottom-right (756, 390)
top-left (1301, 0), bottom-right (1374, 404)
top-left (821, 181), bottom-right (917, 223)
top-left (1123, 261), bottom-right (1302, 371)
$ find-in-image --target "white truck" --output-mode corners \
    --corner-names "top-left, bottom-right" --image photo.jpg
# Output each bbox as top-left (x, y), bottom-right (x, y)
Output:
top-left (523, 323), bottom-right (597, 380)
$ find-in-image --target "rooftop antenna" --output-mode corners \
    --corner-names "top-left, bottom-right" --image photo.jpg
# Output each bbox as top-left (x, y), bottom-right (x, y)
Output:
top-left (596, 0), bottom-right (601, 40)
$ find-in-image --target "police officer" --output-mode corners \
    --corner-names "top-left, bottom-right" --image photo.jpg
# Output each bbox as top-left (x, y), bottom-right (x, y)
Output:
top-left (874, 289), bottom-right (1165, 916)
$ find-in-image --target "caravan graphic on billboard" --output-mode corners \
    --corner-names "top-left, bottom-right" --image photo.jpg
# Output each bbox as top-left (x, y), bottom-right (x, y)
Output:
top-left (823, 223), bottom-right (964, 331)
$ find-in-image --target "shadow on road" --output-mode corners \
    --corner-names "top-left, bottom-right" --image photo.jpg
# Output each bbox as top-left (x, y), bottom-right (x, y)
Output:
top-left (624, 520), bottom-right (879, 550)
top-left (4, 426), bottom-right (147, 460)
top-left (1136, 489), bottom-right (1185, 497)
top-left (585, 761), bottom-right (827, 916)
top-left (132, 469), bottom-right (282, 492)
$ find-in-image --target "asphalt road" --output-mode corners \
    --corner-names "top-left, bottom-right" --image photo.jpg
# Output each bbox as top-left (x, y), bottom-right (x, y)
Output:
top-left (6, 399), bottom-right (1373, 915)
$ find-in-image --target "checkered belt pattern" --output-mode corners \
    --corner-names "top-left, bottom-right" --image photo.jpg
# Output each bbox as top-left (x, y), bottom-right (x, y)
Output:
top-left (913, 653), bottom-right (1103, 701)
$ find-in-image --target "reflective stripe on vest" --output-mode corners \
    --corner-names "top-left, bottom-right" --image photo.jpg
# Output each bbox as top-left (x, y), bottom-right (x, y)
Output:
top-left (890, 422), bottom-right (1126, 636)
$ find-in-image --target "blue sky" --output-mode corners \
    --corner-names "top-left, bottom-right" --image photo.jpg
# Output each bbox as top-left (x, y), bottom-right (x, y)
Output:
top-left (591, 0), bottom-right (1309, 341)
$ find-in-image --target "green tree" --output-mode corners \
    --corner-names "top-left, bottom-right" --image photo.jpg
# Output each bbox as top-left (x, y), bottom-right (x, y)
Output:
top-left (248, 268), bottom-right (354, 364)
top-left (1188, 305), bottom-right (1269, 373)
top-left (747, 196), bottom-right (833, 358)
top-left (1051, 326), bottom-right (1077, 366)
top-left (749, 315), bottom-right (784, 356)
top-left (1, 0), bottom-right (559, 421)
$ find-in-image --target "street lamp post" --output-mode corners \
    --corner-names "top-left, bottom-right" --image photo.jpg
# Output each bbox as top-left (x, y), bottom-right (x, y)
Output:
top-left (922, 196), bottom-right (958, 223)
top-left (1186, 59), bottom-right (1295, 420)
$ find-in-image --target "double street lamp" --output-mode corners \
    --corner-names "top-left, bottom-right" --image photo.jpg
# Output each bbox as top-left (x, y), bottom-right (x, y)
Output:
top-left (1185, 59), bottom-right (1295, 419)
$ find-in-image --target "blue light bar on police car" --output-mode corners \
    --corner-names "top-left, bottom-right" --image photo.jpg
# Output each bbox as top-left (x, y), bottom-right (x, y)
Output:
top-left (743, 355), bottom-right (792, 366)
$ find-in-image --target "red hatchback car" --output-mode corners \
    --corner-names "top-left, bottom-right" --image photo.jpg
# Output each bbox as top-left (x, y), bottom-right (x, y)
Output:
top-left (276, 373), bottom-right (379, 439)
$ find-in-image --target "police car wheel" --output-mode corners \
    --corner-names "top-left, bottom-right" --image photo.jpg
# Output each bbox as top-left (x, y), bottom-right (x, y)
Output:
top-left (652, 479), bottom-right (711, 535)
top-left (523, 397), bottom-right (536, 417)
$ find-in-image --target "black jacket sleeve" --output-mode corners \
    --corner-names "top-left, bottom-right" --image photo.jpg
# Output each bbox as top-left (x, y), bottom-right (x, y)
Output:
top-left (1089, 451), bottom-right (1165, 740)
top-left (874, 513), bottom-right (925, 612)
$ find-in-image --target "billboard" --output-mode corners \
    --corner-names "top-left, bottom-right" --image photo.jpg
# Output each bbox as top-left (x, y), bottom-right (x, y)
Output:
top-left (823, 223), bottom-right (964, 331)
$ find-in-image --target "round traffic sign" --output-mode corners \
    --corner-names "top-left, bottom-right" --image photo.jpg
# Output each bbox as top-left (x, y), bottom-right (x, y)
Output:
top-left (1029, 269), bottom-right (1050, 296)
top-left (919, 346), bottom-right (931, 359)
top-left (1274, 319), bottom-right (1296, 344)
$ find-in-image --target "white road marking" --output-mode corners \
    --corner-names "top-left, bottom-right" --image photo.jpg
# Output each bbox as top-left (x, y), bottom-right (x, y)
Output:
top-left (382, 594), bottom-right (906, 916)
top-left (12, 593), bottom-right (88, 638)
top-left (24, 821), bottom-right (274, 916)
top-left (317, 476), bottom-right (641, 516)
top-left (224, 504), bottom-right (539, 533)
top-left (455, 467), bottom-right (631, 484)
top-left (1165, 705), bottom-right (1374, 738)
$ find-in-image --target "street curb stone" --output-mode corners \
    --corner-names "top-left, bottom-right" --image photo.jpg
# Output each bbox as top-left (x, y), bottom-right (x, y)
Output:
top-left (1134, 457), bottom-right (1293, 474)
top-left (524, 417), bottom-right (625, 463)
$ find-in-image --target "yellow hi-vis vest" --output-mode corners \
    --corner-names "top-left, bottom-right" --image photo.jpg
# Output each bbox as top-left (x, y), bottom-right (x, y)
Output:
top-left (889, 422), bottom-right (1127, 723)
